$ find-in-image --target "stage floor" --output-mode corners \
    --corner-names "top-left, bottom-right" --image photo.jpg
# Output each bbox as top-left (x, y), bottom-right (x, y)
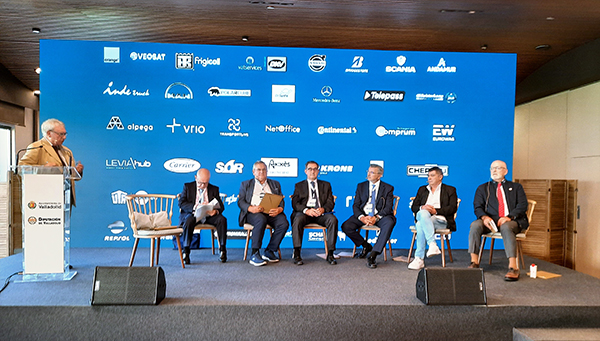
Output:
top-left (1, 247), bottom-right (599, 307)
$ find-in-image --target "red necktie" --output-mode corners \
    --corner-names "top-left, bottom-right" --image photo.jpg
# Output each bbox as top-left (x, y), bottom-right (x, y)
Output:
top-left (497, 183), bottom-right (505, 217)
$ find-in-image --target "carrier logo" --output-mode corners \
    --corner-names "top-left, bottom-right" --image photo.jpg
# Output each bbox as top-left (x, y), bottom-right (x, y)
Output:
top-left (407, 164), bottom-right (449, 177)
top-left (165, 82), bottom-right (193, 100)
top-left (386, 55), bottom-right (417, 73)
top-left (208, 87), bottom-right (251, 97)
top-left (314, 86), bottom-right (341, 103)
top-left (215, 160), bottom-right (244, 174)
top-left (261, 157), bottom-right (298, 177)
top-left (427, 58), bottom-right (457, 73)
top-left (130, 52), bottom-right (166, 61)
top-left (363, 90), bottom-right (405, 102)
top-left (163, 158), bottom-right (201, 174)
top-left (103, 81), bottom-right (149, 97)
top-left (239, 56), bottom-right (263, 71)
top-left (345, 56), bottom-right (368, 73)
top-left (267, 57), bottom-right (287, 72)
top-left (308, 54), bottom-right (326, 72)
top-left (317, 126), bottom-right (357, 134)
top-left (106, 116), bottom-right (153, 132)
top-left (106, 158), bottom-right (151, 170)
top-left (265, 124), bottom-right (301, 133)
top-left (272, 84), bottom-right (296, 103)
top-left (176, 53), bottom-right (194, 70)
top-left (105, 221), bottom-right (130, 242)
top-left (433, 124), bottom-right (456, 141)
top-left (166, 118), bottom-right (205, 134)
top-left (104, 47), bottom-right (120, 63)
top-left (221, 118), bottom-right (249, 137)
top-left (319, 165), bottom-right (354, 175)
top-left (375, 126), bottom-right (416, 137)
top-left (111, 190), bottom-right (128, 204)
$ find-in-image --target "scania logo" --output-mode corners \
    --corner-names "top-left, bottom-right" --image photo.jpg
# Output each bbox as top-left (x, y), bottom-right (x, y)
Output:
top-left (267, 57), bottom-right (287, 72)
top-left (163, 158), bottom-right (201, 173)
top-left (308, 54), bottom-right (326, 72)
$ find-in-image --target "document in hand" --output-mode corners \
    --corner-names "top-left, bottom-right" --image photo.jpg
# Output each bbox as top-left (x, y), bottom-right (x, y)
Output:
top-left (194, 198), bottom-right (221, 222)
top-left (259, 193), bottom-right (284, 212)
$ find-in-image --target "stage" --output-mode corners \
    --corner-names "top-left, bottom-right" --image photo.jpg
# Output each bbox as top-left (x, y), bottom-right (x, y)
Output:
top-left (1, 247), bottom-right (600, 340)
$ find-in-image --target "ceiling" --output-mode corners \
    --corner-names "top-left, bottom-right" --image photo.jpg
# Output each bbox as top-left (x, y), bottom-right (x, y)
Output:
top-left (1, 0), bottom-right (600, 92)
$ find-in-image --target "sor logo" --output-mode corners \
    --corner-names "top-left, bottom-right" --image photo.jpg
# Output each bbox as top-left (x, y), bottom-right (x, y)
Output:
top-left (267, 56), bottom-right (287, 72)
top-left (215, 160), bottom-right (244, 174)
top-left (308, 54), bottom-right (326, 72)
top-left (228, 118), bottom-right (241, 132)
top-left (432, 124), bottom-right (456, 142)
top-left (28, 216), bottom-right (37, 225)
top-left (28, 201), bottom-right (36, 209)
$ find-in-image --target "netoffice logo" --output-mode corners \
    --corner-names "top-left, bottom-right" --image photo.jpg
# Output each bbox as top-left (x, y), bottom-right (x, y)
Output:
top-left (215, 160), bottom-right (244, 174)
top-left (111, 190), bottom-right (128, 204)
top-left (103, 81), bottom-right (149, 97)
top-left (364, 90), bottom-right (405, 102)
top-left (265, 124), bottom-right (301, 133)
top-left (163, 158), bottom-right (201, 174)
top-left (427, 58), bottom-right (457, 73)
top-left (432, 124), bottom-right (456, 141)
top-left (272, 84), bottom-right (296, 103)
top-left (104, 47), bottom-right (120, 63)
top-left (261, 157), bottom-right (298, 177)
top-left (375, 126), bottom-right (416, 137)
top-left (130, 52), bottom-right (166, 61)
top-left (208, 87), bottom-right (251, 97)
top-left (386, 55), bottom-right (417, 73)
top-left (407, 164), bottom-right (449, 177)
top-left (308, 54), bottom-right (326, 72)
top-left (267, 56), bottom-right (287, 72)
top-left (106, 116), bottom-right (153, 132)
top-left (166, 118), bottom-right (205, 134)
top-left (165, 82), bottom-right (193, 100)
top-left (345, 56), bottom-right (368, 73)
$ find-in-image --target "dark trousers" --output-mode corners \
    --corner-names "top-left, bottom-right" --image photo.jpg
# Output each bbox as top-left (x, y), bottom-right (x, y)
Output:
top-left (291, 212), bottom-right (338, 251)
top-left (246, 212), bottom-right (289, 252)
top-left (341, 215), bottom-right (396, 253)
top-left (182, 213), bottom-right (227, 250)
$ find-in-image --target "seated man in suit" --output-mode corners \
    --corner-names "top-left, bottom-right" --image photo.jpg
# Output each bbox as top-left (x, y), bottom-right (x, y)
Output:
top-left (178, 168), bottom-right (227, 264)
top-left (468, 160), bottom-right (529, 281)
top-left (238, 161), bottom-right (289, 267)
top-left (341, 164), bottom-right (396, 269)
top-left (290, 161), bottom-right (338, 265)
top-left (408, 166), bottom-right (458, 270)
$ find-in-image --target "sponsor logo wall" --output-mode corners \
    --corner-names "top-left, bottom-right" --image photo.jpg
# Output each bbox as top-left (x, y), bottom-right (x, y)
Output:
top-left (41, 40), bottom-right (516, 249)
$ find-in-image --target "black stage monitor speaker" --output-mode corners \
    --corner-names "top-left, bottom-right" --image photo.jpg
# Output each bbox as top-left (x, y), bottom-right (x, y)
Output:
top-left (416, 268), bottom-right (487, 305)
top-left (91, 266), bottom-right (166, 305)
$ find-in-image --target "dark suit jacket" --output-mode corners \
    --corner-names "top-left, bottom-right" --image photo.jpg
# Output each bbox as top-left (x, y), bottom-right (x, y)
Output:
top-left (352, 180), bottom-right (395, 219)
top-left (410, 183), bottom-right (458, 231)
top-left (238, 178), bottom-right (285, 227)
top-left (473, 180), bottom-right (529, 230)
top-left (178, 182), bottom-right (224, 226)
top-left (291, 179), bottom-right (335, 213)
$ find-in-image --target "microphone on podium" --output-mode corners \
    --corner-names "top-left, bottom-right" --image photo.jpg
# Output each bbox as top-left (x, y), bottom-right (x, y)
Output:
top-left (15, 145), bottom-right (43, 167)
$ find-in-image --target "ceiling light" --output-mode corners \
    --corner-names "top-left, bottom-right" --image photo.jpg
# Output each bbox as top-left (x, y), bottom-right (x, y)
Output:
top-left (546, 17), bottom-right (555, 21)
top-left (480, 44), bottom-right (488, 50)
top-left (33, 90), bottom-right (41, 96)
top-left (32, 28), bottom-right (41, 34)
top-left (535, 44), bottom-right (551, 50)
top-left (35, 67), bottom-right (41, 74)
top-left (266, 6), bottom-right (275, 9)
top-left (242, 36), bottom-right (249, 42)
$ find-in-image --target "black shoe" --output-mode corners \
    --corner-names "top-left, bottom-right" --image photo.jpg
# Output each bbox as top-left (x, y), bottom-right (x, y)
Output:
top-left (219, 250), bottom-right (227, 263)
top-left (293, 255), bottom-right (304, 265)
top-left (326, 254), bottom-right (337, 265)
top-left (183, 252), bottom-right (191, 265)
top-left (357, 244), bottom-right (373, 258)
top-left (367, 256), bottom-right (377, 269)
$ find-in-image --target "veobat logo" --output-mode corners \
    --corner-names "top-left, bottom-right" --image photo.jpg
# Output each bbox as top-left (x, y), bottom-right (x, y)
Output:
top-left (130, 52), bottom-right (166, 61)
top-left (308, 54), bottom-right (326, 72)
top-left (163, 158), bottom-right (201, 173)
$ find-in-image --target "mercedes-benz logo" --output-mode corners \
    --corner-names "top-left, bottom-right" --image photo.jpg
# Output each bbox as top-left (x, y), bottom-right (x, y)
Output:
top-left (321, 85), bottom-right (333, 97)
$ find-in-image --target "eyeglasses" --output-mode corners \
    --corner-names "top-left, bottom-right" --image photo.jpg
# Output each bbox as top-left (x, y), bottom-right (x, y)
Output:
top-left (490, 167), bottom-right (506, 171)
top-left (50, 130), bottom-right (67, 137)
top-left (306, 167), bottom-right (319, 171)
top-left (196, 181), bottom-right (208, 186)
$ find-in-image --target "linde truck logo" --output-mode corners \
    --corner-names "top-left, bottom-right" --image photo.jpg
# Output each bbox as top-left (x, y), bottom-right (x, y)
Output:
top-left (163, 158), bottom-right (201, 173)
top-left (375, 126), bottom-right (416, 137)
top-left (261, 157), bottom-right (298, 177)
top-left (364, 90), bottom-right (405, 102)
top-left (407, 164), bottom-right (449, 177)
top-left (130, 52), bottom-right (166, 61)
top-left (103, 81), bottom-right (149, 97)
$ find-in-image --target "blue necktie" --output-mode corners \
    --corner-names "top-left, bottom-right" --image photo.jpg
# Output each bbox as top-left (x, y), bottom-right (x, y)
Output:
top-left (369, 184), bottom-right (376, 216)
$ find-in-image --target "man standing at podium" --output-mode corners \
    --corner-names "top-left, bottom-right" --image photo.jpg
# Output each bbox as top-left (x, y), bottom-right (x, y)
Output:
top-left (20, 118), bottom-right (84, 206)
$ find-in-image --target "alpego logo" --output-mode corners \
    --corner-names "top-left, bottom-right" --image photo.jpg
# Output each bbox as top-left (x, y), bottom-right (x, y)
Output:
top-left (364, 90), bottom-right (405, 102)
top-left (163, 158), bottom-right (201, 173)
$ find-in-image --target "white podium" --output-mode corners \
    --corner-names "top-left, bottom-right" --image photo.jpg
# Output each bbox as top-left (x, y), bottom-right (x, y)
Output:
top-left (17, 165), bottom-right (80, 282)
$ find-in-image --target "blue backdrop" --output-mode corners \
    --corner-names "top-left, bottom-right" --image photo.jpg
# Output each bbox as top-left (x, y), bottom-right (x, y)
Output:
top-left (39, 39), bottom-right (516, 250)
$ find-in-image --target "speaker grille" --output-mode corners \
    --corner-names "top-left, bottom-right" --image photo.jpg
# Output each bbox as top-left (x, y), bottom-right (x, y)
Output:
top-left (416, 268), bottom-right (486, 305)
top-left (91, 267), bottom-right (166, 305)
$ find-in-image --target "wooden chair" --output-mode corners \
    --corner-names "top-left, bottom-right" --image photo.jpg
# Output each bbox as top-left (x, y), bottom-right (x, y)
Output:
top-left (294, 195), bottom-right (337, 255)
top-left (193, 224), bottom-right (218, 255)
top-left (125, 194), bottom-right (185, 268)
top-left (477, 199), bottom-right (537, 269)
top-left (243, 224), bottom-right (282, 261)
top-left (407, 198), bottom-right (461, 267)
top-left (351, 195), bottom-right (400, 261)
